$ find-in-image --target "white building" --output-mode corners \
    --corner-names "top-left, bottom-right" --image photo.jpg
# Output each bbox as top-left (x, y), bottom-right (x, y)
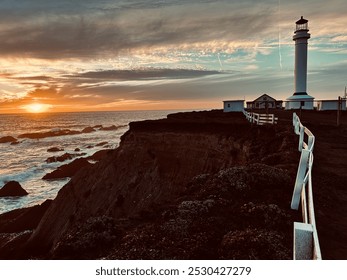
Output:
top-left (317, 99), bottom-right (347, 111)
top-left (223, 100), bottom-right (244, 112)
top-left (286, 16), bottom-right (314, 110)
top-left (285, 95), bottom-right (314, 110)
top-left (246, 94), bottom-right (283, 109)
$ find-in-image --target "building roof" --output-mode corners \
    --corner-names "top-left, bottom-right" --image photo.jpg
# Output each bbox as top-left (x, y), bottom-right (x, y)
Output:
top-left (296, 16), bottom-right (308, 24)
top-left (223, 100), bottom-right (244, 102)
top-left (316, 99), bottom-right (347, 102)
top-left (287, 94), bottom-right (314, 101)
top-left (253, 94), bottom-right (277, 102)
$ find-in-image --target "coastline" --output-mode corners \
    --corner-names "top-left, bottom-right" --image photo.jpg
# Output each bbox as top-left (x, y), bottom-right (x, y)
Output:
top-left (0, 110), bottom-right (177, 214)
top-left (0, 109), bottom-right (346, 260)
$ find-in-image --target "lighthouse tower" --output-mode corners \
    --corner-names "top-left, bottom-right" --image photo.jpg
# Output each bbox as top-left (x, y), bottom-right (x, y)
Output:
top-left (286, 16), bottom-right (314, 110)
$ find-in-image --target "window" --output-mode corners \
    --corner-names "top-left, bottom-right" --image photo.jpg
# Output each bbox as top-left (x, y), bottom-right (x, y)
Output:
top-left (228, 104), bottom-right (230, 107)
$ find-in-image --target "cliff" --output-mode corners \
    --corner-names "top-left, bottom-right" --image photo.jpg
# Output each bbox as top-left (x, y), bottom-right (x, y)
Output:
top-left (0, 110), bottom-right (299, 259)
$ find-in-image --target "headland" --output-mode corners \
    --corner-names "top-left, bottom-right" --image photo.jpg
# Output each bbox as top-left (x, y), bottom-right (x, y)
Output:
top-left (0, 109), bottom-right (346, 259)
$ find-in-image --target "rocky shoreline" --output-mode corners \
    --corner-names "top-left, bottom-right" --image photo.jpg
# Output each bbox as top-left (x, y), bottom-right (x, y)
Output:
top-left (0, 124), bottom-right (126, 145)
top-left (0, 110), bottom-right (301, 259)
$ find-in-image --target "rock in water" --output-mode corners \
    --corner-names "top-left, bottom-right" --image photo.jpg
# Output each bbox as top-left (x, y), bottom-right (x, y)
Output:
top-left (0, 136), bottom-right (17, 143)
top-left (100, 125), bottom-right (118, 131)
top-left (45, 153), bottom-right (87, 163)
top-left (18, 129), bottom-right (80, 139)
top-left (47, 147), bottom-right (64, 152)
top-left (82, 127), bottom-right (95, 133)
top-left (96, 142), bottom-right (109, 147)
top-left (0, 181), bottom-right (28, 197)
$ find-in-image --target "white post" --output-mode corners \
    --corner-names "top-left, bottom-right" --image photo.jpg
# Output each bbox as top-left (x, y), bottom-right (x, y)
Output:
top-left (301, 186), bottom-right (308, 223)
top-left (307, 135), bottom-right (314, 152)
top-left (294, 222), bottom-right (313, 260)
top-left (291, 149), bottom-right (310, 210)
top-left (298, 125), bottom-right (304, 151)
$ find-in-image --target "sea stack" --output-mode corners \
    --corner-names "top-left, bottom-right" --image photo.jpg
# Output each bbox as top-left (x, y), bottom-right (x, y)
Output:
top-left (286, 16), bottom-right (314, 110)
top-left (0, 181), bottom-right (28, 197)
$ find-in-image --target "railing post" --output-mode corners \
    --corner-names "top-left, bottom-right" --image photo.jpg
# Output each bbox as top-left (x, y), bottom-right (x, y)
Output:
top-left (291, 112), bottom-right (321, 260)
top-left (298, 125), bottom-right (304, 152)
top-left (243, 111), bottom-right (277, 126)
top-left (291, 149), bottom-right (310, 210)
top-left (294, 222), bottom-right (313, 260)
top-left (307, 135), bottom-right (314, 152)
top-left (295, 121), bottom-right (299, 135)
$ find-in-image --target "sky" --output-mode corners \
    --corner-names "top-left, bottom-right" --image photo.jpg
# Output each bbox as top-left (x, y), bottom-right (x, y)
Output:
top-left (0, 0), bottom-right (347, 113)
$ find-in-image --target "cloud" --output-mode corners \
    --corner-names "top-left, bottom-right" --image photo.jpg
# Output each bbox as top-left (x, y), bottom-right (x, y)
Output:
top-left (331, 35), bottom-right (347, 43)
top-left (68, 68), bottom-right (221, 80)
top-left (0, 68), bottom-right (225, 112)
top-left (0, 1), bottom-right (277, 59)
top-left (0, 0), bottom-right (346, 61)
top-left (1, 0), bottom-right (347, 113)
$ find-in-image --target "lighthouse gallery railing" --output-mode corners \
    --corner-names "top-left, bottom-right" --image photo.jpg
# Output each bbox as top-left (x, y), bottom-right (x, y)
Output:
top-left (291, 112), bottom-right (321, 260)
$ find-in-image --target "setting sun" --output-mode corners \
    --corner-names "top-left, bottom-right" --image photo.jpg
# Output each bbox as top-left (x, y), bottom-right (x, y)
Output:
top-left (23, 103), bottom-right (51, 113)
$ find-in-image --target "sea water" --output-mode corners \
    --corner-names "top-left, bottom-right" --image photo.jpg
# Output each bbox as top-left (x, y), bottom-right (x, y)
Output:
top-left (0, 110), bottom-right (181, 214)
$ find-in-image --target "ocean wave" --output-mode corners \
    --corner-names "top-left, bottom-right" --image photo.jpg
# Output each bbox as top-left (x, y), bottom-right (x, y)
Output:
top-left (17, 124), bottom-right (128, 139)
top-left (0, 110), bottom-right (177, 214)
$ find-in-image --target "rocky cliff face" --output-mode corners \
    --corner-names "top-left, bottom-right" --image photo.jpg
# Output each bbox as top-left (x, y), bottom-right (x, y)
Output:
top-left (18, 110), bottom-right (298, 259)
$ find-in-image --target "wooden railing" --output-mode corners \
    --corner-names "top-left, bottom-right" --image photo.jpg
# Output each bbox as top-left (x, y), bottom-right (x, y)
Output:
top-left (243, 110), bottom-right (278, 125)
top-left (291, 112), bottom-right (322, 260)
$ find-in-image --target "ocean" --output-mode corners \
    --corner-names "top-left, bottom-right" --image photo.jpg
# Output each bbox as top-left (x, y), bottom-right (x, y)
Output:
top-left (0, 110), bottom-right (182, 214)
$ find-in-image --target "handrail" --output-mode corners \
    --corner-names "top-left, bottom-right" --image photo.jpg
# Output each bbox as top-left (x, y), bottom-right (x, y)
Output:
top-left (243, 110), bottom-right (278, 125)
top-left (291, 112), bottom-right (321, 260)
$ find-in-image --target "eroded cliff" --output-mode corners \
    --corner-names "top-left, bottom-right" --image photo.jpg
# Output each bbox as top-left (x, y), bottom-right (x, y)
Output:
top-left (1, 110), bottom-right (299, 259)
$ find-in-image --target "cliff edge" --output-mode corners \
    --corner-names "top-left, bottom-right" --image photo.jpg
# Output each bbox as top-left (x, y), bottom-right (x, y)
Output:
top-left (0, 110), bottom-right (299, 259)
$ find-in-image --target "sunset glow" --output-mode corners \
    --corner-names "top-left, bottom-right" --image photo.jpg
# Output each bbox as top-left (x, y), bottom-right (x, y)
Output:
top-left (23, 103), bottom-right (51, 113)
top-left (0, 1), bottom-right (346, 114)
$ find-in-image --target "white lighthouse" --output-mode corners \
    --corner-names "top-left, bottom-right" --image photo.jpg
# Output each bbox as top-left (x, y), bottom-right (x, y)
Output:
top-left (286, 16), bottom-right (314, 110)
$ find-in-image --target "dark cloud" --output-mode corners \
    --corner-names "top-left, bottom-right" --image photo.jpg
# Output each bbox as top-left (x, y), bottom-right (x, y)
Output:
top-left (68, 69), bottom-right (221, 80)
top-left (61, 68), bottom-right (225, 101)
top-left (5, 75), bottom-right (53, 81)
top-left (0, 0), bottom-right (275, 59)
top-left (0, 0), bottom-right (346, 60)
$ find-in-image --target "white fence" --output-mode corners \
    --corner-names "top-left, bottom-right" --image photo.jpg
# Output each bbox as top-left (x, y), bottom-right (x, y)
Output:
top-left (291, 112), bottom-right (322, 260)
top-left (243, 110), bottom-right (278, 125)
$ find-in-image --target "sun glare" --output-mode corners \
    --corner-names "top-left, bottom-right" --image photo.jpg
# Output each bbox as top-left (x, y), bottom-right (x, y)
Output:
top-left (24, 103), bottom-right (50, 113)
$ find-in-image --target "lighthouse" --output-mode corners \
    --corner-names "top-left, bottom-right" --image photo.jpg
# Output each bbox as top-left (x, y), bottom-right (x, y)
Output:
top-left (286, 16), bottom-right (314, 110)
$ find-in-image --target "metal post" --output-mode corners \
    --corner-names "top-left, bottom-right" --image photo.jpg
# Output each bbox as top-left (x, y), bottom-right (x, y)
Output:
top-left (337, 96), bottom-right (341, 127)
top-left (300, 101), bottom-right (304, 119)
